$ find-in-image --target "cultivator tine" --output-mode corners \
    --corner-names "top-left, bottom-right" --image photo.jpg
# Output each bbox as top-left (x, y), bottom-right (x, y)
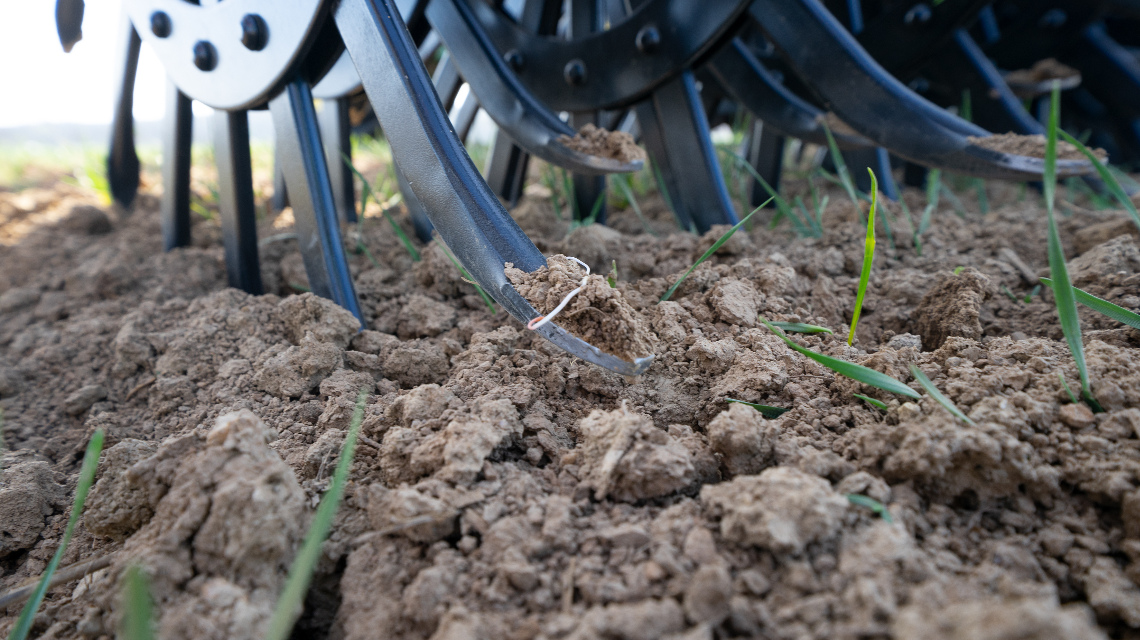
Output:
top-left (395, 165), bottom-right (436, 243)
top-left (213, 110), bottom-right (264, 295)
top-left (746, 0), bottom-right (1093, 180)
top-left (425, 0), bottom-right (643, 176)
top-left (707, 39), bottom-right (874, 150)
top-left (934, 29), bottom-right (1044, 136)
top-left (161, 81), bottom-right (192, 250)
top-left (335, 0), bottom-right (651, 375)
top-left (846, 147), bottom-right (899, 200)
top-left (270, 79), bottom-right (364, 324)
top-left (743, 121), bottom-right (785, 207)
top-left (318, 96), bottom-right (358, 224)
top-left (272, 154), bottom-right (289, 214)
top-left (635, 71), bottom-right (738, 234)
top-left (107, 19), bottom-right (141, 210)
top-left (1062, 23), bottom-right (1140, 160)
top-left (55, 0), bottom-right (84, 52)
top-left (484, 130), bottom-right (530, 207)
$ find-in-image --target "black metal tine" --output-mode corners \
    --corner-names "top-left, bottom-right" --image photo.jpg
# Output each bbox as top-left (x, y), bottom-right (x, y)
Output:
top-left (634, 70), bottom-right (739, 234)
top-left (453, 90), bottom-right (481, 141)
top-left (1062, 23), bottom-right (1140, 159)
top-left (743, 120), bottom-right (785, 207)
top-left (335, 0), bottom-right (652, 375)
top-left (425, 0), bottom-right (643, 176)
top-left (270, 79), bottom-right (364, 325)
top-left (318, 96), bottom-right (358, 224)
top-left (746, 0), bottom-right (1093, 180)
top-left (564, 0), bottom-right (609, 223)
top-left (707, 38), bottom-right (874, 150)
top-left (107, 18), bottom-right (141, 210)
top-left (213, 110), bottom-right (264, 295)
top-left (484, 129), bottom-right (531, 207)
top-left (432, 52), bottom-right (464, 109)
top-left (846, 147), bottom-right (899, 200)
top-left (55, 0), bottom-right (84, 52)
top-left (161, 80), bottom-right (193, 250)
top-left (395, 164), bottom-right (436, 243)
top-left (272, 150), bottom-right (289, 214)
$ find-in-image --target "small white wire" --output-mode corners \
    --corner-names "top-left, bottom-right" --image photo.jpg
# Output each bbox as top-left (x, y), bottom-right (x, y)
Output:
top-left (527, 257), bottom-right (590, 330)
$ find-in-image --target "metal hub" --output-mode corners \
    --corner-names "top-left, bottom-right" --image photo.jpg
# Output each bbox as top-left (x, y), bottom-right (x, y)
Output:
top-left (123, 0), bottom-right (326, 109)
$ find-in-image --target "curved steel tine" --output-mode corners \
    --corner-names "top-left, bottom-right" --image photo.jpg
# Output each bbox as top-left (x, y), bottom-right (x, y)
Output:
top-left (272, 151), bottom-right (289, 214)
top-left (107, 18), bottom-right (141, 209)
top-left (213, 110), bottom-right (264, 295)
top-left (318, 96), bottom-right (358, 224)
top-left (743, 120), bottom-right (785, 207)
top-left (335, 0), bottom-right (652, 375)
top-left (746, 0), bottom-right (1093, 180)
top-left (55, 0), bottom-right (85, 52)
top-left (394, 164), bottom-right (436, 243)
top-left (706, 38), bottom-right (874, 150)
top-left (270, 79), bottom-right (364, 325)
top-left (161, 80), bottom-right (193, 250)
top-left (485, 130), bottom-right (531, 207)
top-left (425, 0), bottom-right (644, 176)
top-left (1063, 24), bottom-right (1140, 135)
top-left (635, 70), bottom-right (739, 234)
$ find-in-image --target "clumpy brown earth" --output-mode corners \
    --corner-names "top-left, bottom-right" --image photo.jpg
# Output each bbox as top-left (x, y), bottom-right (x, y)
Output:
top-left (1005, 58), bottom-right (1081, 84)
top-left (3, 160), bottom-right (1140, 640)
top-left (558, 124), bottom-right (646, 164)
top-left (506, 255), bottom-right (656, 362)
top-left (967, 133), bottom-right (1105, 161)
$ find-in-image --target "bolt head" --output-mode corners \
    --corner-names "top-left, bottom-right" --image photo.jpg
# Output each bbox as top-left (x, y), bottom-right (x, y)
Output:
top-left (150, 11), bottom-right (172, 38)
top-left (504, 49), bottom-right (524, 72)
top-left (240, 14), bottom-right (268, 51)
top-left (192, 41), bottom-right (217, 71)
top-left (635, 26), bottom-right (660, 53)
top-left (563, 59), bottom-right (587, 86)
top-left (903, 4), bottom-right (932, 26)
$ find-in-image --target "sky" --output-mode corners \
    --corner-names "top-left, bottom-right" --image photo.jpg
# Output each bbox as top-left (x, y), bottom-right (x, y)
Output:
top-left (0, 0), bottom-right (171, 128)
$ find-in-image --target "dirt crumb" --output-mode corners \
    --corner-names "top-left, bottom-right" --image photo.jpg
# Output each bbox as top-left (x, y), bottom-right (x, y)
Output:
top-left (558, 123), bottom-right (646, 164)
top-left (570, 406), bottom-right (695, 502)
top-left (1005, 58), bottom-right (1080, 84)
top-left (912, 267), bottom-right (994, 350)
top-left (706, 403), bottom-right (775, 477)
top-left (967, 133), bottom-right (1105, 161)
top-left (0, 461), bottom-right (64, 558)
top-left (506, 255), bottom-right (655, 361)
top-left (700, 467), bottom-right (847, 554)
top-left (894, 597), bottom-right (1106, 640)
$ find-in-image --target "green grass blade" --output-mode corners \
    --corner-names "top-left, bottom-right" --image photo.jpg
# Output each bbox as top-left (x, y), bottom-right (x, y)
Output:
top-left (1040, 278), bottom-right (1140, 329)
top-left (908, 364), bottom-right (975, 425)
top-left (614, 175), bottom-right (657, 236)
top-left (721, 151), bottom-right (805, 234)
top-left (761, 318), bottom-right (920, 399)
top-left (1059, 372), bottom-right (1080, 404)
top-left (379, 204), bottom-right (421, 262)
top-left (914, 169), bottom-right (941, 255)
top-left (121, 565), bottom-right (154, 640)
top-left (846, 494), bottom-right (893, 523)
top-left (821, 122), bottom-right (859, 206)
top-left (1043, 83), bottom-right (1100, 411)
top-left (342, 155), bottom-right (421, 262)
top-left (725, 398), bottom-right (789, 419)
top-left (660, 199), bottom-right (770, 302)
top-left (435, 239), bottom-right (496, 314)
top-left (650, 161), bottom-right (677, 223)
top-left (1057, 129), bottom-right (1140, 232)
top-left (266, 389), bottom-right (368, 640)
top-left (848, 170), bottom-right (878, 345)
top-left (853, 393), bottom-right (888, 410)
top-left (9, 429), bottom-right (104, 640)
top-left (769, 321), bottom-right (833, 334)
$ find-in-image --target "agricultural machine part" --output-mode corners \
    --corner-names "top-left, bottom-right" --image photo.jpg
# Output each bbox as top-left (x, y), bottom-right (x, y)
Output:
top-left (62, 0), bottom-right (1134, 376)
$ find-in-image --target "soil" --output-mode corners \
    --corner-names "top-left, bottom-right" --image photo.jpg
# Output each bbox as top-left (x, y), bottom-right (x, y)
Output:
top-left (1005, 58), bottom-right (1081, 85)
top-left (3, 159), bottom-right (1140, 640)
top-left (506, 255), bottom-right (656, 362)
top-left (967, 133), bottom-right (1106, 161)
top-left (558, 124), bottom-right (646, 164)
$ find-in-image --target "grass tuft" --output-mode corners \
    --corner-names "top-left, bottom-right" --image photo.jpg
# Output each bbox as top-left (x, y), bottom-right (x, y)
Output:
top-left (9, 429), bottom-right (104, 640)
top-left (725, 398), bottom-right (789, 419)
top-left (760, 318), bottom-right (920, 399)
top-left (1042, 84), bottom-right (1102, 412)
top-left (265, 389), bottom-right (368, 640)
top-left (660, 200), bottom-right (771, 302)
top-left (848, 169), bottom-right (878, 345)
top-left (908, 364), bottom-right (975, 425)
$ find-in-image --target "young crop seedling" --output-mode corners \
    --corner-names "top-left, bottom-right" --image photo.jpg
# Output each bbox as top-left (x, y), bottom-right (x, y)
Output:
top-left (725, 398), bottom-right (789, 419)
top-left (853, 393), bottom-right (888, 410)
top-left (613, 174), bottom-right (657, 236)
top-left (820, 122), bottom-right (859, 211)
top-left (607, 260), bottom-right (618, 288)
top-left (913, 169), bottom-right (942, 256)
top-left (769, 321), bottom-right (833, 334)
top-left (846, 494), bottom-right (893, 523)
top-left (1042, 83), bottom-right (1102, 412)
top-left (343, 155), bottom-right (421, 262)
top-left (909, 364), bottom-right (975, 425)
top-left (266, 389), bottom-right (367, 640)
top-left (121, 565), bottom-right (154, 640)
top-left (9, 429), bottom-right (104, 640)
top-left (760, 318), bottom-right (921, 399)
top-left (1040, 278), bottom-right (1140, 330)
top-left (434, 236), bottom-right (497, 314)
top-left (848, 169), bottom-right (878, 346)
top-left (660, 200), bottom-right (771, 302)
top-left (1059, 372), bottom-right (1081, 405)
top-left (721, 150), bottom-right (816, 237)
top-left (1056, 130), bottom-right (1140, 233)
